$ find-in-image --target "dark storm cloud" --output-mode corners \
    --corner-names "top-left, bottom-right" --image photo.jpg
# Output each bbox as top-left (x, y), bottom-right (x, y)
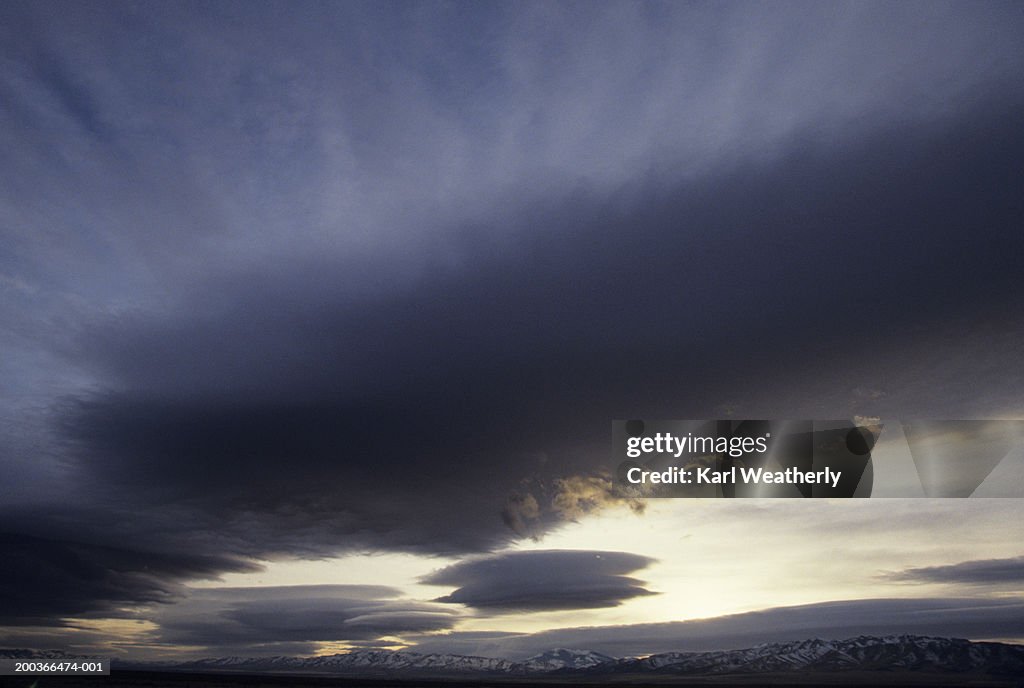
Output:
top-left (886, 556), bottom-right (1024, 586)
top-left (150, 585), bottom-right (458, 650)
top-left (408, 597), bottom-right (1024, 658)
top-left (4, 93), bottom-right (1020, 631)
top-left (1, 0), bottom-right (1024, 639)
top-left (0, 532), bottom-right (259, 625)
top-left (54, 98), bottom-right (1024, 560)
top-left (422, 550), bottom-right (656, 610)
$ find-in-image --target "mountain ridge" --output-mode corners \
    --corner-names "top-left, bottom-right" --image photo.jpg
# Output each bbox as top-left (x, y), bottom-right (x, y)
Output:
top-left (5, 636), bottom-right (1023, 678)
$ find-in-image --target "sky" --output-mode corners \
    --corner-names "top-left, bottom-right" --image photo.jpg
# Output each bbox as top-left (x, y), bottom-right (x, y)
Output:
top-left (2, 0), bottom-right (1024, 661)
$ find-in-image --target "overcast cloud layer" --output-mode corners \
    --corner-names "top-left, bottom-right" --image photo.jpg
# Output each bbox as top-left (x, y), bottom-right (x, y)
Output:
top-left (2, 1), bottom-right (1024, 656)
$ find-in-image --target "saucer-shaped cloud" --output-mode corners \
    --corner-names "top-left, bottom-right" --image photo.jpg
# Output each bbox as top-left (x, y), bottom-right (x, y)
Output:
top-left (423, 550), bottom-right (657, 611)
top-left (884, 555), bottom-right (1024, 586)
top-left (152, 585), bottom-right (459, 651)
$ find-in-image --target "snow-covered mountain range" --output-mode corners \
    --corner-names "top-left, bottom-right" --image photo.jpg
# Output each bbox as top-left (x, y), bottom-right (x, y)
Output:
top-left (6, 636), bottom-right (1023, 678)
top-left (600, 635), bottom-right (1024, 676)
top-left (127, 647), bottom-right (616, 675)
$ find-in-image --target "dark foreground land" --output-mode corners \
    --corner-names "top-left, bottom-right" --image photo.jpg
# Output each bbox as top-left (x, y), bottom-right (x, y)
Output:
top-left (2, 671), bottom-right (1021, 688)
